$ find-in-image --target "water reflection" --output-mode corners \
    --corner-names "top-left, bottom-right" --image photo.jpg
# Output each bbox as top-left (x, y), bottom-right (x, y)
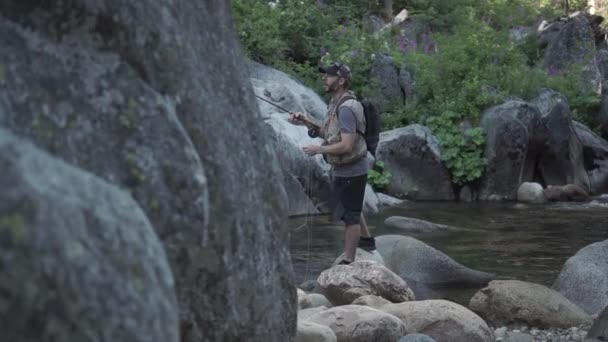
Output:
top-left (290, 201), bottom-right (608, 287)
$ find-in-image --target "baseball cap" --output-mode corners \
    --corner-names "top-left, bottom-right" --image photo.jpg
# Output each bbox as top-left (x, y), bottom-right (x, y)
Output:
top-left (318, 62), bottom-right (352, 81)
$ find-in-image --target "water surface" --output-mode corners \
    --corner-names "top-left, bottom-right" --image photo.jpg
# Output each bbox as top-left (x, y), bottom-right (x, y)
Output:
top-left (290, 200), bottom-right (608, 287)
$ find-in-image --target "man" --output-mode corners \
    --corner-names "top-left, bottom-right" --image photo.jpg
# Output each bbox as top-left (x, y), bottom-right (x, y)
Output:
top-left (288, 62), bottom-right (375, 264)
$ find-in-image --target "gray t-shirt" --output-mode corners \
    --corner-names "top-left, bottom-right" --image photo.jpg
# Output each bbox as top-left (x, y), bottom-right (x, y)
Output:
top-left (332, 106), bottom-right (369, 177)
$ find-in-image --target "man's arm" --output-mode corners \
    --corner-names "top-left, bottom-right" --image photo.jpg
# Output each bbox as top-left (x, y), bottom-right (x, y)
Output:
top-left (302, 106), bottom-right (357, 156)
top-left (320, 133), bottom-right (354, 155)
top-left (289, 112), bottom-right (326, 137)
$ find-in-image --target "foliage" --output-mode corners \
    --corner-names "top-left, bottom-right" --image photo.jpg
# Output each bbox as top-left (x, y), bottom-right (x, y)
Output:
top-left (426, 111), bottom-right (486, 185)
top-left (368, 161), bottom-right (392, 191)
top-left (232, 0), bottom-right (285, 64)
top-left (232, 0), bottom-right (604, 185)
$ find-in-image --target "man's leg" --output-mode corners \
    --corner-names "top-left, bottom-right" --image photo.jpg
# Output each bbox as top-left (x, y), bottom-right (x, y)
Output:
top-left (344, 223), bottom-right (361, 262)
top-left (360, 213), bottom-right (371, 237)
top-left (358, 213), bottom-right (376, 251)
top-left (338, 174), bottom-right (368, 263)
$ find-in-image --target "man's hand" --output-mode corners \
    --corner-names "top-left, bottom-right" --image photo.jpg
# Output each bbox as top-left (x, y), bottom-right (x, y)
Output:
top-left (288, 112), bottom-right (308, 126)
top-left (302, 145), bottom-right (322, 156)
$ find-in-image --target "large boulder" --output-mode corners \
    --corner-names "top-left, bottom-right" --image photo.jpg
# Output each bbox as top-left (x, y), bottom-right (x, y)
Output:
top-left (264, 116), bottom-right (330, 214)
top-left (553, 239), bottom-right (608, 315)
top-left (469, 280), bottom-right (592, 328)
top-left (306, 305), bottom-right (407, 342)
top-left (530, 89), bottom-right (590, 191)
top-left (382, 300), bottom-right (495, 342)
top-left (0, 128), bottom-right (179, 341)
top-left (333, 249), bottom-right (385, 266)
top-left (317, 260), bottom-right (415, 305)
top-left (369, 53), bottom-right (402, 113)
top-left (351, 295), bottom-right (393, 309)
top-left (398, 334), bottom-right (437, 342)
top-left (539, 13), bottom-right (601, 94)
top-left (477, 101), bottom-right (542, 200)
top-left (596, 49), bottom-right (608, 82)
top-left (295, 321), bottom-right (337, 342)
top-left (364, 184), bottom-right (380, 214)
top-left (0, 2), bottom-right (296, 341)
top-left (298, 288), bottom-right (332, 310)
top-left (378, 192), bottom-right (407, 207)
top-left (250, 62), bottom-right (331, 215)
top-left (376, 235), bottom-right (493, 298)
top-left (248, 61), bottom-right (327, 120)
top-left (600, 94), bottom-right (608, 139)
top-left (574, 121), bottom-right (608, 194)
top-left (376, 125), bottom-right (455, 200)
top-left (588, 306), bottom-right (608, 340)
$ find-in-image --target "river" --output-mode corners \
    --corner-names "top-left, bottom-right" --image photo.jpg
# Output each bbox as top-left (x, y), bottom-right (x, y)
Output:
top-left (290, 200), bottom-right (608, 289)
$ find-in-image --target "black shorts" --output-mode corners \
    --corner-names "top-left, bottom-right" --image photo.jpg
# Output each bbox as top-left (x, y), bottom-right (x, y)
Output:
top-left (329, 173), bottom-right (368, 225)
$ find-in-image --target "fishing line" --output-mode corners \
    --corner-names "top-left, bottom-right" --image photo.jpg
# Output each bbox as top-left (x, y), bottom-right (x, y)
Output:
top-left (257, 92), bottom-right (318, 281)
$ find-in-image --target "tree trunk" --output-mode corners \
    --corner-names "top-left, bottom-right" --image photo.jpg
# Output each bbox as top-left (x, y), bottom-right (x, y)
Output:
top-left (384, 0), bottom-right (393, 20)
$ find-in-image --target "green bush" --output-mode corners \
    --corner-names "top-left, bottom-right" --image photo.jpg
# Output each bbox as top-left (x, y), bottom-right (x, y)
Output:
top-left (232, 0), bottom-right (285, 64)
top-left (426, 111), bottom-right (486, 185)
top-left (368, 161), bottom-right (392, 191)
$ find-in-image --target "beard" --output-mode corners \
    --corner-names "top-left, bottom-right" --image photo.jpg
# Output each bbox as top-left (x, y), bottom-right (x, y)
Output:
top-left (324, 78), bottom-right (339, 93)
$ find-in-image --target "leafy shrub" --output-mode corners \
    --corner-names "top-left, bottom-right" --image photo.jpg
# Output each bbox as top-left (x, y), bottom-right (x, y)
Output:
top-left (426, 111), bottom-right (486, 185)
top-left (368, 161), bottom-right (392, 191)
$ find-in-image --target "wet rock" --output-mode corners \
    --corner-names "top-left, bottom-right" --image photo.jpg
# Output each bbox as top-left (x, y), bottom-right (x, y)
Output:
top-left (543, 184), bottom-right (591, 201)
top-left (588, 305), bottom-right (608, 340)
top-left (333, 249), bottom-right (385, 266)
top-left (307, 305), bottom-right (407, 342)
top-left (573, 121), bottom-right (608, 194)
top-left (295, 321), bottom-right (337, 342)
top-left (317, 260), bottom-right (415, 305)
top-left (376, 235), bottom-right (493, 298)
top-left (398, 333), bottom-right (437, 342)
top-left (377, 125), bottom-right (455, 200)
top-left (364, 184), bottom-right (380, 214)
top-left (351, 295), bottom-right (393, 309)
top-left (553, 239), bottom-right (608, 315)
top-left (384, 216), bottom-right (452, 233)
top-left (478, 101), bottom-right (542, 200)
top-left (382, 300), bottom-right (494, 342)
top-left (470, 280), bottom-right (592, 328)
top-left (377, 192), bottom-right (407, 207)
top-left (517, 182), bottom-right (547, 203)
top-left (503, 331), bottom-right (534, 342)
top-left (530, 89), bottom-right (590, 191)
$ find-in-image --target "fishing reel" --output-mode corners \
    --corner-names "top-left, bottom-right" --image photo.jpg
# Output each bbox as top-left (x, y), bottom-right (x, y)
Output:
top-left (307, 127), bottom-right (320, 138)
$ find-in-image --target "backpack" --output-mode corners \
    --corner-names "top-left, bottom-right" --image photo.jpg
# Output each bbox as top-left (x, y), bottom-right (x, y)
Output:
top-left (336, 95), bottom-right (381, 156)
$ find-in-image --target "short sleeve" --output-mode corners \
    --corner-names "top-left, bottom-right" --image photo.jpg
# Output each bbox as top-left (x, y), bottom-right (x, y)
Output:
top-left (337, 106), bottom-right (357, 134)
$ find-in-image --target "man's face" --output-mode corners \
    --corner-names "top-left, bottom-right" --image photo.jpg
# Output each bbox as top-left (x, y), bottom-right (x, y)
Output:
top-left (322, 73), bottom-right (340, 93)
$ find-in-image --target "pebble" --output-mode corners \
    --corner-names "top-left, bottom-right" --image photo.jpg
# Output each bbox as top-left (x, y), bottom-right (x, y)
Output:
top-left (493, 325), bottom-right (589, 342)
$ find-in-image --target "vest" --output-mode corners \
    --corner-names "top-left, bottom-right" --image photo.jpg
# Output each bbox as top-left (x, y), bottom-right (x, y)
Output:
top-left (322, 91), bottom-right (367, 166)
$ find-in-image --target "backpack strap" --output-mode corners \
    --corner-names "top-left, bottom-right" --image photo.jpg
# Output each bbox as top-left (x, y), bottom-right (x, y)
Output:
top-left (336, 95), bottom-right (365, 136)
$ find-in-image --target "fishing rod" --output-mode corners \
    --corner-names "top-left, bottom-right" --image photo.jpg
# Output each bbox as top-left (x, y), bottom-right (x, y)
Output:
top-left (254, 94), bottom-right (322, 134)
